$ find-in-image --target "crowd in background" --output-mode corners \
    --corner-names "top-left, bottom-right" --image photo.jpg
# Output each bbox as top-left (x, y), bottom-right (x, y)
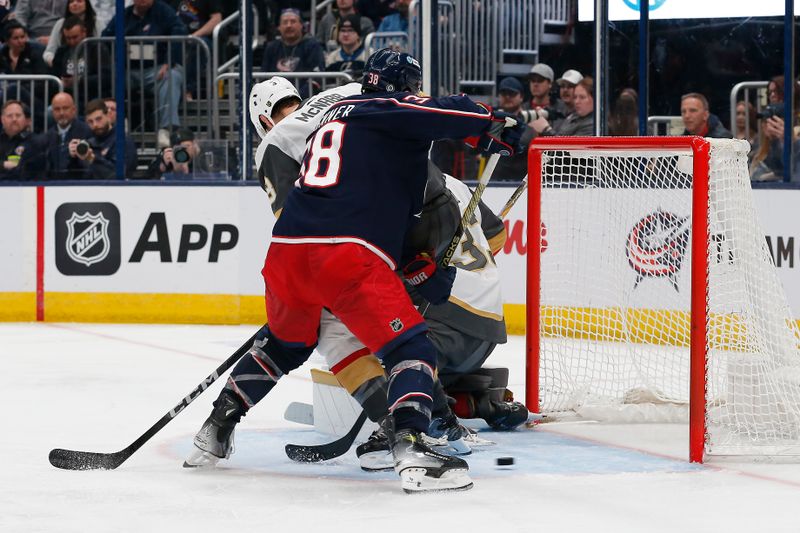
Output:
top-left (0, 0), bottom-right (795, 182)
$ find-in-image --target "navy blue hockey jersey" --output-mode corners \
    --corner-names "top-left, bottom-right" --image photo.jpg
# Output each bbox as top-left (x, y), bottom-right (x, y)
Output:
top-left (271, 92), bottom-right (494, 269)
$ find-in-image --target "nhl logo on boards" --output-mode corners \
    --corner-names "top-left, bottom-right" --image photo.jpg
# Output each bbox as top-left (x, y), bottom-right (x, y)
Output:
top-left (389, 318), bottom-right (404, 333)
top-left (625, 209), bottom-right (689, 292)
top-left (55, 202), bottom-right (121, 276)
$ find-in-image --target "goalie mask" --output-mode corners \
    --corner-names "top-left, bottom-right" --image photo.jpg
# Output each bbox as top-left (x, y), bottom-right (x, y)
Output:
top-left (249, 77), bottom-right (301, 139)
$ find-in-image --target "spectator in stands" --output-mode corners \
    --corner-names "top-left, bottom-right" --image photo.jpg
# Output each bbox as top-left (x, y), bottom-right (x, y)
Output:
top-left (103, 0), bottom-right (188, 148)
top-left (0, 100), bottom-right (40, 179)
top-left (749, 111), bottom-right (800, 182)
top-left (324, 14), bottom-right (367, 78)
top-left (51, 17), bottom-right (110, 99)
top-left (316, 0), bottom-right (374, 51)
top-left (376, 0), bottom-right (410, 33)
top-left (69, 98), bottom-right (137, 178)
top-left (735, 100), bottom-right (757, 145)
top-left (680, 92), bottom-right (732, 138)
top-left (494, 76), bottom-right (532, 181)
top-left (43, 91), bottom-right (92, 178)
top-left (556, 69), bottom-right (582, 115)
top-left (608, 88), bottom-right (638, 136)
top-left (12, 0), bottom-right (68, 44)
top-left (149, 127), bottom-right (200, 178)
top-left (532, 76), bottom-right (594, 137)
top-left (524, 63), bottom-right (554, 111)
top-left (43, 0), bottom-right (100, 66)
top-left (103, 96), bottom-right (116, 125)
top-left (175, 0), bottom-right (222, 100)
top-left (768, 75), bottom-right (785, 105)
top-left (261, 9), bottom-right (324, 96)
top-left (0, 21), bottom-right (49, 75)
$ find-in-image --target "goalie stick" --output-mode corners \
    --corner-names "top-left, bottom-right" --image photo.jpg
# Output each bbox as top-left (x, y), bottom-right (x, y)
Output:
top-left (284, 154), bottom-right (503, 464)
top-left (48, 329), bottom-right (261, 471)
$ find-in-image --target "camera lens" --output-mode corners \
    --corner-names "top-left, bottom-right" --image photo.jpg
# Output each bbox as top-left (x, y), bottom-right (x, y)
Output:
top-left (173, 146), bottom-right (190, 164)
top-left (76, 140), bottom-right (90, 157)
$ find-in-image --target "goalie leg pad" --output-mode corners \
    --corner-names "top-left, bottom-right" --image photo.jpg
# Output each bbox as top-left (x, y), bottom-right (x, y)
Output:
top-left (382, 333), bottom-right (438, 433)
top-left (225, 326), bottom-right (312, 408)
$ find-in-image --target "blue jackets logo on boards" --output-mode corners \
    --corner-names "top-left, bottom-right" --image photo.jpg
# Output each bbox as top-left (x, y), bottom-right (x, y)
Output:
top-left (623, 0), bottom-right (667, 11)
top-left (626, 209), bottom-right (690, 291)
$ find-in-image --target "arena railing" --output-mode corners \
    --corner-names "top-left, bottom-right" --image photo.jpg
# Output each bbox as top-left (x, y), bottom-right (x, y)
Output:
top-left (729, 80), bottom-right (769, 141)
top-left (408, 0), bottom-right (458, 95)
top-left (646, 115), bottom-right (683, 136)
top-left (364, 31), bottom-right (409, 55)
top-left (0, 74), bottom-right (64, 131)
top-left (310, 0), bottom-right (336, 38)
top-left (73, 36), bottom-right (213, 152)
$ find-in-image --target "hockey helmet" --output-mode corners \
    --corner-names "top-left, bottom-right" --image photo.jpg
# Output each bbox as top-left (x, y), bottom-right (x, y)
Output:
top-left (361, 48), bottom-right (422, 94)
top-left (249, 77), bottom-right (301, 139)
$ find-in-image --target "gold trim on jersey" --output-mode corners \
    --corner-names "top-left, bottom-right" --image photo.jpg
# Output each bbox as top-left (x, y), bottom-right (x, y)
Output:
top-left (446, 295), bottom-right (504, 321)
top-left (487, 227), bottom-right (507, 255)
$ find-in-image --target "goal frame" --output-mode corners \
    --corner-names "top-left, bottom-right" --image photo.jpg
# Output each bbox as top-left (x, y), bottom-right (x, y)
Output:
top-left (526, 136), bottom-right (711, 463)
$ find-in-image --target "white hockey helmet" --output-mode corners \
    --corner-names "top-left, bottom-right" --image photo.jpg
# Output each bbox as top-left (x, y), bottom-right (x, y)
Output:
top-left (249, 77), bottom-right (301, 138)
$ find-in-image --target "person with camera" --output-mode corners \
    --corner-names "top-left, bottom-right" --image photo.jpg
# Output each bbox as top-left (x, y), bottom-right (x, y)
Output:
top-left (492, 76), bottom-right (533, 181)
top-left (680, 92), bottom-right (732, 138)
top-left (149, 128), bottom-right (198, 178)
top-left (531, 76), bottom-right (595, 137)
top-left (69, 98), bottom-right (137, 179)
top-left (749, 103), bottom-right (800, 182)
top-left (43, 92), bottom-right (92, 179)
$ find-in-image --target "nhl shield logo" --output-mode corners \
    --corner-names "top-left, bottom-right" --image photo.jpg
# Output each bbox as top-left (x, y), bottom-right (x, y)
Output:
top-left (389, 318), bottom-right (404, 333)
top-left (55, 202), bottom-right (121, 276)
top-left (66, 211), bottom-right (111, 266)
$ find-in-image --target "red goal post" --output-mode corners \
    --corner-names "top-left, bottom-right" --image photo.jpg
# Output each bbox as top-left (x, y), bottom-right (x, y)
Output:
top-left (525, 136), bottom-right (800, 463)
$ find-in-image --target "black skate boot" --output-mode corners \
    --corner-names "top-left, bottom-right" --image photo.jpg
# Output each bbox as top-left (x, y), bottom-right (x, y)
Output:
top-left (183, 391), bottom-right (246, 468)
top-left (392, 428), bottom-right (473, 493)
top-left (356, 415), bottom-right (393, 472)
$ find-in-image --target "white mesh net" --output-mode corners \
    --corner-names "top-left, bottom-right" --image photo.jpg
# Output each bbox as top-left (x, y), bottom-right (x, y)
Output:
top-left (533, 138), bottom-right (800, 456)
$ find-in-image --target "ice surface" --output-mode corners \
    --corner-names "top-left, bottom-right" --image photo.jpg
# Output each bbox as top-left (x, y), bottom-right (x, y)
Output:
top-left (3, 323), bottom-right (799, 532)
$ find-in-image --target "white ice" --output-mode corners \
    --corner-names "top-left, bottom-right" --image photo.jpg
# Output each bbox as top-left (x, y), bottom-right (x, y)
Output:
top-left (3, 323), bottom-right (799, 533)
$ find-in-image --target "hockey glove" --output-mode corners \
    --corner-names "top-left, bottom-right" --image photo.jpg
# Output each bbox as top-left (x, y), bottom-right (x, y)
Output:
top-left (403, 253), bottom-right (456, 306)
top-left (466, 110), bottom-right (525, 156)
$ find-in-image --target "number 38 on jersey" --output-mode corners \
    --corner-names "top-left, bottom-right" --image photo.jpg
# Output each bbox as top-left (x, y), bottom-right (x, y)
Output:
top-left (299, 121), bottom-right (346, 188)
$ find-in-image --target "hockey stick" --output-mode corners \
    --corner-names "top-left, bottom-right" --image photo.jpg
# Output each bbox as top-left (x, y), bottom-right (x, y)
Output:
top-left (48, 329), bottom-right (261, 470)
top-left (284, 410), bottom-right (368, 462)
top-left (498, 174), bottom-right (528, 219)
top-left (283, 154), bottom-right (503, 464)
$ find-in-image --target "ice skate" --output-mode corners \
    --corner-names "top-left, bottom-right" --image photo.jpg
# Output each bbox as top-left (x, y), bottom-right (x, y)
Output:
top-left (356, 416), bottom-right (393, 471)
top-left (481, 399), bottom-right (530, 431)
top-left (183, 391), bottom-right (246, 468)
top-left (429, 412), bottom-right (495, 455)
top-left (392, 428), bottom-right (473, 493)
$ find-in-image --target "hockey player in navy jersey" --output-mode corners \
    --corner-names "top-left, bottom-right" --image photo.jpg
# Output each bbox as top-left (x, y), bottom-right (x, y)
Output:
top-left (185, 49), bottom-right (525, 493)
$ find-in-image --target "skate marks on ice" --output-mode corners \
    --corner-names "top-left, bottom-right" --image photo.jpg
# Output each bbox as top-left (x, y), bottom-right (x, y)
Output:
top-left (163, 425), bottom-right (703, 481)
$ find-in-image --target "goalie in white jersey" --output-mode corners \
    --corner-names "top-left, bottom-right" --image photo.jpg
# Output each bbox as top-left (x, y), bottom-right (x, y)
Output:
top-left (184, 77), bottom-right (529, 471)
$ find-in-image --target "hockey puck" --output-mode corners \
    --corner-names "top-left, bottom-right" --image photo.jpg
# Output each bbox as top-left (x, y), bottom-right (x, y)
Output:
top-left (495, 457), bottom-right (515, 467)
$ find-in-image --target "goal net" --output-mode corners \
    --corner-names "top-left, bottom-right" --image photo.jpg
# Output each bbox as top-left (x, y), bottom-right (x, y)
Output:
top-left (526, 137), bottom-right (800, 461)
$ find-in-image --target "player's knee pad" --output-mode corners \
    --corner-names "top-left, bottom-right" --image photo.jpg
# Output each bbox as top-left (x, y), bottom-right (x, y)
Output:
top-left (382, 333), bottom-right (438, 431)
top-left (227, 325), bottom-right (314, 407)
top-left (328, 349), bottom-right (389, 422)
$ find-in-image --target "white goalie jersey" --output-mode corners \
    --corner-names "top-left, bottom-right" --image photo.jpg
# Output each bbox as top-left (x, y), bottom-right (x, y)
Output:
top-left (257, 82), bottom-right (362, 214)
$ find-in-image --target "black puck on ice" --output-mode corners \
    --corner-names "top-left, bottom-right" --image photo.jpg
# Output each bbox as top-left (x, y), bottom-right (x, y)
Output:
top-left (495, 457), bottom-right (515, 467)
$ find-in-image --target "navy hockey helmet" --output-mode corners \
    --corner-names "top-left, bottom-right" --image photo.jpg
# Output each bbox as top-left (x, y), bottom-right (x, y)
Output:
top-left (362, 48), bottom-right (422, 94)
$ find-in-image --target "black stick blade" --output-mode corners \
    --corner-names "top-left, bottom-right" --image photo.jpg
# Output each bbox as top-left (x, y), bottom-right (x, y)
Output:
top-left (49, 448), bottom-right (130, 470)
top-left (284, 411), bottom-right (368, 463)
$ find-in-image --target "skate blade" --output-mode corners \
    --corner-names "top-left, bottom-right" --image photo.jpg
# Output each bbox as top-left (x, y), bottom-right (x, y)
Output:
top-left (399, 468), bottom-right (473, 494)
top-left (183, 447), bottom-right (222, 469)
top-left (358, 451), bottom-right (394, 472)
top-left (433, 438), bottom-right (472, 456)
